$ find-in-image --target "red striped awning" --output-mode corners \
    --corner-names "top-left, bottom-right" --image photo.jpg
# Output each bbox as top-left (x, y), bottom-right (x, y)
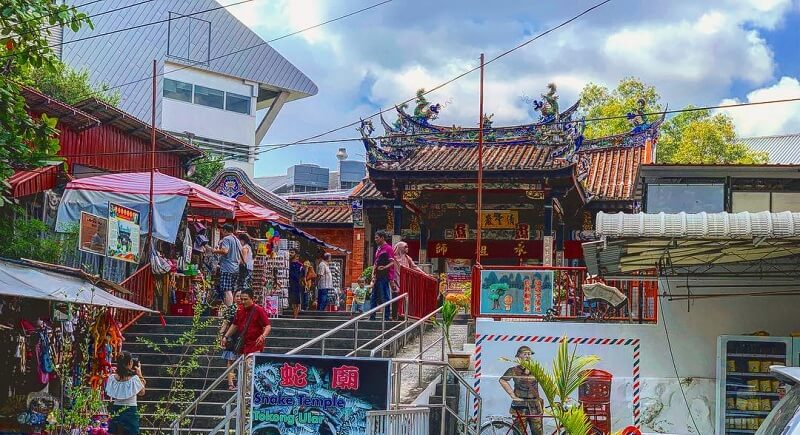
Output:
top-left (8, 165), bottom-right (59, 198)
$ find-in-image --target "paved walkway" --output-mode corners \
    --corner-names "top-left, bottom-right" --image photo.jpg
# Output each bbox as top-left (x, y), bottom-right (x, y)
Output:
top-left (394, 323), bottom-right (470, 404)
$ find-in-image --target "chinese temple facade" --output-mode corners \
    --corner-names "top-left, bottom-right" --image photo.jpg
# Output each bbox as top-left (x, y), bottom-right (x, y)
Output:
top-left (358, 85), bottom-right (662, 281)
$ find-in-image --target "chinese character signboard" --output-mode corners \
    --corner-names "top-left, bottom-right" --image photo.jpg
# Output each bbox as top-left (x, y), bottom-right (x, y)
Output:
top-left (453, 223), bottom-right (469, 240)
top-left (480, 210), bottom-right (519, 229)
top-left (543, 235), bottom-right (553, 266)
top-left (250, 354), bottom-right (391, 434)
top-left (78, 212), bottom-right (108, 256)
top-left (478, 269), bottom-right (554, 316)
top-left (106, 203), bottom-right (140, 264)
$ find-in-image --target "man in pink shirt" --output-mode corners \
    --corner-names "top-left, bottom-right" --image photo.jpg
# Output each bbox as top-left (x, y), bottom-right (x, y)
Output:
top-left (370, 230), bottom-right (396, 320)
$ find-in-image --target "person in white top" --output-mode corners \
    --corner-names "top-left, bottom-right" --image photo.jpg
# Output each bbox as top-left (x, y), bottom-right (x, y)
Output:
top-left (105, 351), bottom-right (146, 434)
top-left (317, 253), bottom-right (334, 311)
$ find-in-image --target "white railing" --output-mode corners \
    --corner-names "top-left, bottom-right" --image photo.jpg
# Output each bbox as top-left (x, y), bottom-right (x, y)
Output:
top-left (366, 407), bottom-right (430, 435)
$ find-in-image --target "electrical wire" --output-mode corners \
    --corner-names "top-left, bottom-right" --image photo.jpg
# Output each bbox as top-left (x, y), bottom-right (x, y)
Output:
top-left (659, 276), bottom-right (702, 434)
top-left (16, 0), bottom-right (159, 41)
top-left (252, 96), bottom-right (800, 154)
top-left (70, 0), bottom-right (394, 101)
top-left (260, 0), bottom-right (614, 154)
top-left (48, 93), bottom-right (800, 161)
top-left (1, 0), bottom-right (259, 60)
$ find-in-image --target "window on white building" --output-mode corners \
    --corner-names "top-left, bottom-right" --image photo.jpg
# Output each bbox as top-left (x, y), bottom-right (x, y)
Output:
top-left (163, 78), bottom-right (192, 102)
top-left (645, 184), bottom-right (725, 213)
top-left (193, 85), bottom-right (224, 109)
top-left (225, 92), bottom-right (250, 115)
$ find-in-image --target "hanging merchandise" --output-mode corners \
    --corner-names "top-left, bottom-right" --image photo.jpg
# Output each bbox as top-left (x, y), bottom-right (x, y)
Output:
top-left (87, 311), bottom-right (123, 390)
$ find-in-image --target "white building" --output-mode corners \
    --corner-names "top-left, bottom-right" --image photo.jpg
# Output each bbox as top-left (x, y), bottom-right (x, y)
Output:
top-left (60, 0), bottom-right (317, 177)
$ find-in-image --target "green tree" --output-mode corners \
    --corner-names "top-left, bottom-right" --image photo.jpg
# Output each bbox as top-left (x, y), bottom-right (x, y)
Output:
top-left (0, 0), bottom-right (93, 205)
top-left (578, 77), bottom-right (767, 164)
top-left (18, 60), bottom-right (120, 106)
top-left (187, 152), bottom-right (225, 186)
top-left (579, 77), bottom-right (662, 139)
top-left (658, 107), bottom-right (768, 164)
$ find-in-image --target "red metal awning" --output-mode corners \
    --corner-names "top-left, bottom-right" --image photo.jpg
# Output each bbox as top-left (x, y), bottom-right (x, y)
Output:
top-left (8, 165), bottom-right (59, 198)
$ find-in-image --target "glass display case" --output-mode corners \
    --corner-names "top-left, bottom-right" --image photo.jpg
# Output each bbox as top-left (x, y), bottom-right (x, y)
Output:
top-left (716, 335), bottom-right (793, 434)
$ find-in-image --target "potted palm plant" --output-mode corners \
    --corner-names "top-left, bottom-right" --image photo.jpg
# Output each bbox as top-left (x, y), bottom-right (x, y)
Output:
top-left (503, 337), bottom-right (600, 435)
top-left (436, 301), bottom-right (470, 369)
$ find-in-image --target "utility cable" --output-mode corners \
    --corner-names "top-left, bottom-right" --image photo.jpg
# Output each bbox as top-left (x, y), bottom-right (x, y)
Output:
top-left (260, 0), bottom-right (614, 154)
top-left (71, 0), bottom-right (394, 101)
top-left (49, 93), bottom-right (800, 160)
top-left (1, 0), bottom-right (258, 60)
top-left (253, 96), bottom-right (800, 153)
top-left (659, 275), bottom-right (702, 434)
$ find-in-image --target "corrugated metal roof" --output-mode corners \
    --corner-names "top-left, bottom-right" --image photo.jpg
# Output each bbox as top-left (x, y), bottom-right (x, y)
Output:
top-left (62, 0), bottom-right (317, 123)
top-left (741, 133), bottom-right (800, 164)
top-left (254, 175), bottom-right (289, 192)
top-left (596, 211), bottom-right (800, 239)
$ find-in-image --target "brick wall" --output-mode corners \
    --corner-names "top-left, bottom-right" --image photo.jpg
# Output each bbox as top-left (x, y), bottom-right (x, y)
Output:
top-left (296, 226), bottom-right (366, 287)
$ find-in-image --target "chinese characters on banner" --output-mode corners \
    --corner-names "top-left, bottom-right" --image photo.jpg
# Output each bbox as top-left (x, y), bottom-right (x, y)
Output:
top-left (106, 202), bottom-right (140, 264)
top-left (543, 235), bottom-right (553, 266)
top-left (78, 212), bottom-right (108, 256)
top-left (515, 223), bottom-right (530, 241)
top-left (480, 210), bottom-right (519, 229)
top-left (250, 355), bottom-right (390, 434)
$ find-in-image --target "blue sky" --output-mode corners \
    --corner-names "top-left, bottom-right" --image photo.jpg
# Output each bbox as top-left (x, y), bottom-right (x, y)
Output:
top-left (226, 0), bottom-right (800, 177)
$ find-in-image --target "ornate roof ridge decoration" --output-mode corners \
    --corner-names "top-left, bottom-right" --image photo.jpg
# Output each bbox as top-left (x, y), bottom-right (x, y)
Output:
top-left (207, 168), bottom-right (295, 217)
top-left (360, 83), bottom-right (664, 169)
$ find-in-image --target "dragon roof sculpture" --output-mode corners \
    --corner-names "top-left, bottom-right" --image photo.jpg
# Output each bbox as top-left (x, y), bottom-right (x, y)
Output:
top-left (359, 83), bottom-right (665, 202)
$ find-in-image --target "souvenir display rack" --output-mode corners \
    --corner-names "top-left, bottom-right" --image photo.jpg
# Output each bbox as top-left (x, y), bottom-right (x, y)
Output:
top-left (717, 335), bottom-right (792, 434)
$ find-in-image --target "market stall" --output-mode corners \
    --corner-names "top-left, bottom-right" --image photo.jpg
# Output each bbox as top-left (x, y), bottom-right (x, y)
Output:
top-left (0, 259), bottom-right (153, 434)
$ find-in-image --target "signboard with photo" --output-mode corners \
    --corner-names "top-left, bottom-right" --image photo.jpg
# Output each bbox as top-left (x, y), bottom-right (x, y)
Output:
top-left (250, 354), bottom-right (391, 434)
top-left (106, 202), bottom-right (141, 264)
top-left (478, 269), bottom-right (554, 316)
top-left (78, 212), bottom-right (108, 256)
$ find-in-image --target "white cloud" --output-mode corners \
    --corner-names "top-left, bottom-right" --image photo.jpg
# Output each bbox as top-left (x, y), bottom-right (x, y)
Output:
top-left (603, 11), bottom-right (774, 87)
top-left (245, 0), bottom-right (798, 175)
top-left (718, 76), bottom-right (800, 137)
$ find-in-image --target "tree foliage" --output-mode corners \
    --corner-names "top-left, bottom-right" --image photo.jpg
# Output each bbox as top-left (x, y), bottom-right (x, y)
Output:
top-left (18, 60), bottom-right (120, 106)
top-left (186, 152), bottom-right (225, 186)
top-left (579, 77), bottom-right (662, 140)
top-left (578, 77), bottom-right (767, 164)
top-left (0, 0), bottom-right (93, 205)
top-left (657, 107), bottom-right (768, 164)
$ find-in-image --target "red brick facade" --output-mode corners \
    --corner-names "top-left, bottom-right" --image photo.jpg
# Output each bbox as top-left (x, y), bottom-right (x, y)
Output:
top-left (296, 227), bottom-right (366, 287)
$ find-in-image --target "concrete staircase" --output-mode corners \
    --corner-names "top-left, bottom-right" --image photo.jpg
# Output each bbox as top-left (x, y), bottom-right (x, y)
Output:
top-left (125, 310), bottom-right (405, 434)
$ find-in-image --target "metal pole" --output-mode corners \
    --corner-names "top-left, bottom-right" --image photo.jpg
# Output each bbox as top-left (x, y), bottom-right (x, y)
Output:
top-left (440, 368), bottom-right (448, 435)
top-left (321, 338), bottom-right (326, 356)
top-left (394, 362), bottom-right (402, 410)
top-left (149, 59), bottom-right (156, 277)
top-left (418, 321), bottom-right (424, 387)
top-left (475, 53), bottom-right (485, 266)
top-left (354, 320), bottom-right (359, 355)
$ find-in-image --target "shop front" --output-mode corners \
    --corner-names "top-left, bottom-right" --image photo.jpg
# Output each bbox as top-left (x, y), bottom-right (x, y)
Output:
top-left (0, 259), bottom-right (153, 434)
top-left (582, 210), bottom-right (800, 434)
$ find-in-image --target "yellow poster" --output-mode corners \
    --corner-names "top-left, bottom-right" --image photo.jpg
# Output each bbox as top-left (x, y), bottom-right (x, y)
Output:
top-left (480, 210), bottom-right (518, 229)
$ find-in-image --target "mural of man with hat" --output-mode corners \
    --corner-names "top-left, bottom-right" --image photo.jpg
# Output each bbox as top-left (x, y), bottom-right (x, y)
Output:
top-left (499, 345), bottom-right (544, 434)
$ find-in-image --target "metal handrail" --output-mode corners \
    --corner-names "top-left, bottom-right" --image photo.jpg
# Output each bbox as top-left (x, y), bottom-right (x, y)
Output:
top-left (170, 354), bottom-right (243, 434)
top-left (346, 321), bottom-right (410, 357)
top-left (286, 293), bottom-right (408, 355)
top-left (389, 358), bottom-right (482, 435)
top-left (369, 307), bottom-right (442, 357)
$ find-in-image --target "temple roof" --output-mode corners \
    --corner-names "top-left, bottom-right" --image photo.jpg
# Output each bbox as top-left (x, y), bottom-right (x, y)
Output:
top-left (207, 168), bottom-right (294, 218)
top-left (291, 201), bottom-right (352, 225)
top-left (360, 86), bottom-right (663, 202)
